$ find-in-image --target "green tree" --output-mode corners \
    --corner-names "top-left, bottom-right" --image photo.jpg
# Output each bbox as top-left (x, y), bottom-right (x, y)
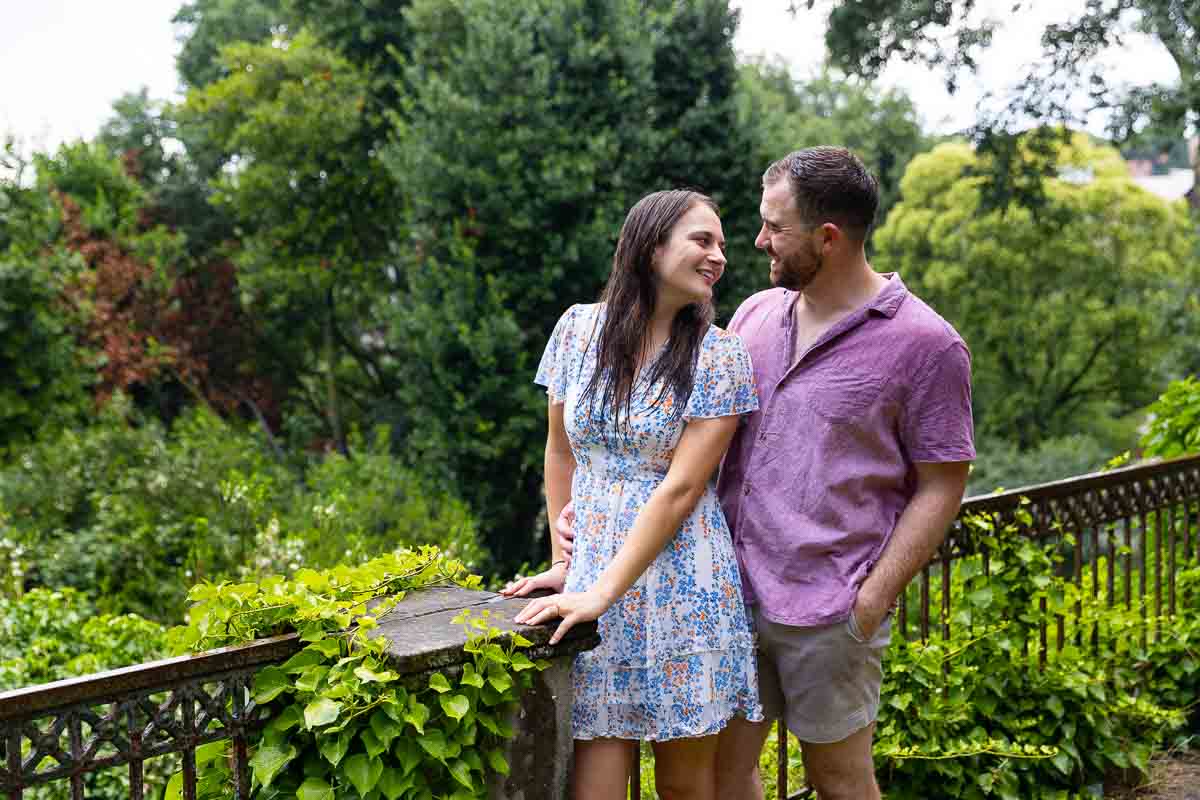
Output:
top-left (174, 0), bottom-right (288, 90)
top-left (811, 0), bottom-right (1200, 208)
top-left (875, 133), bottom-right (1197, 447)
top-left (180, 31), bottom-right (401, 447)
top-left (383, 0), bottom-right (758, 570)
top-left (737, 60), bottom-right (930, 229)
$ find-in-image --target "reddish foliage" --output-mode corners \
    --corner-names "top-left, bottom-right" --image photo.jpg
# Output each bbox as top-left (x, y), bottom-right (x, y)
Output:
top-left (56, 192), bottom-right (280, 427)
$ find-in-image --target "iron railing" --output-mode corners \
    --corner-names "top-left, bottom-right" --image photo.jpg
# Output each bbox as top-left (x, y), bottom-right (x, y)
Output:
top-left (3, 455), bottom-right (1198, 799)
top-left (0, 635), bottom-right (301, 800)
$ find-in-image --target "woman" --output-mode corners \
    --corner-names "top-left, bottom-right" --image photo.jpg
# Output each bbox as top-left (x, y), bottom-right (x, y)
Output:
top-left (501, 189), bottom-right (761, 799)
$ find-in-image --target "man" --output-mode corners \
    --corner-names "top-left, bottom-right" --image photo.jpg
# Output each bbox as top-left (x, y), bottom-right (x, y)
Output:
top-left (712, 146), bottom-right (974, 799)
top-left (558, 146), bottom-right (974, 798)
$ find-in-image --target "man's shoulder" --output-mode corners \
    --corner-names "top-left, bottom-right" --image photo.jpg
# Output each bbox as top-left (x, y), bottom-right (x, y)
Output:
top-left (894, 290), bottom-right (966, 355)
top-left (729, 288), bottom-right (788, 334)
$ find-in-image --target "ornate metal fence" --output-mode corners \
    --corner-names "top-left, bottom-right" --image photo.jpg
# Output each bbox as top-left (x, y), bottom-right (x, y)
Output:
top-left (0, 634), bottom-right (301, 800)
top-left (4, 456), bottom-right (1198, 799)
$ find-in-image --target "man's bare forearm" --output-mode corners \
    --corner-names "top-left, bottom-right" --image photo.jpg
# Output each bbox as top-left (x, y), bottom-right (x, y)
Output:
top-left (857, 463), bottom-right (970, 620)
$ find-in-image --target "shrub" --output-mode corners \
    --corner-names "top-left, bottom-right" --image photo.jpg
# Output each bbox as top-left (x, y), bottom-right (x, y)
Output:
top-left (1142, 376), bottom-right (1200, 459)
top-left (873, 507), bottom-right (1192, 799)
top-left (167, 547), bottom-right (539, 799)
top-left (1, 402), bottom-right (482, 621)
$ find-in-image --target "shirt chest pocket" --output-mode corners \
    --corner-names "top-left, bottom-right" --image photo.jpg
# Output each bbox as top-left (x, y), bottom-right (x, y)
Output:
top-left (810, 369), bottom-right (889, 422)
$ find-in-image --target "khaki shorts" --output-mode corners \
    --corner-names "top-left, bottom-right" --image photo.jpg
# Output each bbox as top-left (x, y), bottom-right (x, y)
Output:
top-left (754, 605), bottom-right (891, 744)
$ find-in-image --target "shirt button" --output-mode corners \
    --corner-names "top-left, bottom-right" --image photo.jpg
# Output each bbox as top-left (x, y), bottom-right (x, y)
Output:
top-left (743, 485), bottom-right (751, 496)
top-left (759, 432), bottom-right (767, 441)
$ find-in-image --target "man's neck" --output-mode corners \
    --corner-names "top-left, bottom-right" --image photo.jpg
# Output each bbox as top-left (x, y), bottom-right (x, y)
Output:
top-left (798, 258), bottom-right (887, 319)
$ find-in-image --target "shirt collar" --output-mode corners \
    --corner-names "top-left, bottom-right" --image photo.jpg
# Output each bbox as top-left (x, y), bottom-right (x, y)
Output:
top-left (778, 272), bottom-right (909, 324)
top-left (868, 273), bottom-right (908, 318)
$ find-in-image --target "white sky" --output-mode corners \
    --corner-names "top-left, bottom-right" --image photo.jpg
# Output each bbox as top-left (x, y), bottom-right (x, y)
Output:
top-left (0, 0), bottom-right (1184, 155)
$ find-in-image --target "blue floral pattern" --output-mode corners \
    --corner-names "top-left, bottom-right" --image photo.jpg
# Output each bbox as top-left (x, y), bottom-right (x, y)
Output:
top-left (536, 303), bottom-right (762, 740)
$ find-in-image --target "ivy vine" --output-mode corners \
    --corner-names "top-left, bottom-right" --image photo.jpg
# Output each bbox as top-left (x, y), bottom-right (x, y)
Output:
top-left (165, 546), bottom-right (548, 799)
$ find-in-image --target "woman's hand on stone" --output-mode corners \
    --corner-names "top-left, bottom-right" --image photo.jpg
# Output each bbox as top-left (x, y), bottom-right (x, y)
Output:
top-left (514, 590), bottom-right (610, 645)
top-left (499, 561), bottom-right (567, 597)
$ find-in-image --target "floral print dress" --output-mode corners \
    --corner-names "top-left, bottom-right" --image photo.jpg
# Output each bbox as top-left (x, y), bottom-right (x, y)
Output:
top-left (535, 303), bottom-right (763, 741)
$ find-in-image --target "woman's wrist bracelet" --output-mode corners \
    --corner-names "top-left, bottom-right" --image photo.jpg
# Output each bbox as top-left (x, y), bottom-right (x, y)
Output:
top-left (551, 559), bottom-right (566, 568)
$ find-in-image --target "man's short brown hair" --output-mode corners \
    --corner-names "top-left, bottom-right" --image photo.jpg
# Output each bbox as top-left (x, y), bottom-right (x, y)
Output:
top-left (763, 146), bottom-right (879, 242)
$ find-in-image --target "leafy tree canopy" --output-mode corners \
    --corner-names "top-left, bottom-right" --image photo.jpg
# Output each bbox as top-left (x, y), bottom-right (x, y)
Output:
top-left (737, 60), bottom-right (931, 228)
top-left (875, 131), bottom-right (1198, 447)
top-left (808, 0), bottom-right (1200, 205)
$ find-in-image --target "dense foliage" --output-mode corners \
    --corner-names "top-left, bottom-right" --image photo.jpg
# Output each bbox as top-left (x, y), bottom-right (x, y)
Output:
top-left (876, 132), bottom-right (1198, 450)
top-left (167, 547), bottom-right (543, 800)
top-left (813, 0), bottom-right (1200, 210)
top-left (874, 507), bottom-right (1195, 799)
top-left (1142, 376), bottom-right (1200, 459)
top-left (0, 402), bottom-right (480, 620)
top-left (3, 0), bottom-right (1200, 796)
top-left (0, 587), bottom-right (166, 692)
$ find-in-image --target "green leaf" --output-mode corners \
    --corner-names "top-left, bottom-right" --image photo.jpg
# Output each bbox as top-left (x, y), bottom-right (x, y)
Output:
top-left (417, 730), bottom-right (449, 761)
top-left (296, 777), bottom-right (335, 800)
top-left (304, 697), bottom-right (342, 729)
top-left (487, 666), bottom-right (513, 693)
top-left (394, 736), bottom-right (422, 775)
top-left (485, 748), bottom-right (509, 776)
top-left (967, 587), bottom-right (993, 608)
top-left (318, 729), bottom-right (352, 767)
top-left (342, 753), bottom-right (383, 797)
top-left (508, 652), bottom-right (535, 671)
top-left (253, 666), bottom-right (291, 703)
top-left (1045, 694), bottom-right (1065, 719)
top-left (164, 770), bottom-right (183, 800)
top-left (377, 766), bottom-right (414, 800)
top-left (369, 710), bottom-right (402, 748)
top-left (448, 759), bottom-right (475, 790)
top-left (429, 672), bottom-right (452, 693)
top-left (250, 743), bottom-right (297, 790)
top-left (460, 663), bottom-right (485, 688)
top-left (195, 741), bottom-right (226, 765)
top-left (308, 638), bottom-right (341, 658)
top-left (441, 693), bottom-right (471, 721)
top-left (355, 665), bottom-right (399, 683)
top-left (294, 665), bottom-right (329, 694)
top-left (282, 649), bottom-right (324, 674)
top-left (361, 726), bottom-right (387, 759)
top-left (266, 704), bottom-right (304, 734)
top-left (404, 697), bottom-right (429, 733)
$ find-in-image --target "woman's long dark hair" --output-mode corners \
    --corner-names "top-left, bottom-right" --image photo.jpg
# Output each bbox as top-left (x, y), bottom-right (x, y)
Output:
top-left (580, 190), bottom-right (717, 430)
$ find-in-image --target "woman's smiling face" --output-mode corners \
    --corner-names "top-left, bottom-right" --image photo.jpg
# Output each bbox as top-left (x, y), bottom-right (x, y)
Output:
top-left (652, 202), bottom-right (727, 309)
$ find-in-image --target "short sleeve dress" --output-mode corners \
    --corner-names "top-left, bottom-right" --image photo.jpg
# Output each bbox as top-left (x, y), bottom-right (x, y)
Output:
top-left (535, 303), bottom-right (763, 741)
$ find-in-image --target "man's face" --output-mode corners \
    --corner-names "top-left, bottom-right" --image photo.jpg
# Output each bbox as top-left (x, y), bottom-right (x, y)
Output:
top-left (755, 179), bottom-right (821, 292)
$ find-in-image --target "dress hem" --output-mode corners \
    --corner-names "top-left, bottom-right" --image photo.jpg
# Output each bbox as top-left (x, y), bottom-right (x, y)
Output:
top-left (573, 707), bottom-right (765, 743)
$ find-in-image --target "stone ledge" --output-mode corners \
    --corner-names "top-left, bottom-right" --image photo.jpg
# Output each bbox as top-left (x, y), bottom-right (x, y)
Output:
top-left (370, 585), bottom-right (599, 675)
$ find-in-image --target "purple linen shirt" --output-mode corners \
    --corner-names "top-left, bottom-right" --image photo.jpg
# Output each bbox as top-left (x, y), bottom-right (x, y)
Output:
top-left (716, 274), bottom-right (975, 627)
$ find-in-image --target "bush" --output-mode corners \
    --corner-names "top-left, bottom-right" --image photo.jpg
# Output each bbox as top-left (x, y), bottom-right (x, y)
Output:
top-left (874, 507), bottom-right (1193, 799)
top-left (1142, 376), bottom-right (1200, 459)
top-left (0, 586), bottom-right (167, 691)
top-left (1, 401), bottom-right (482, 621)
top-left (167, 547), bottom-right (536, 800)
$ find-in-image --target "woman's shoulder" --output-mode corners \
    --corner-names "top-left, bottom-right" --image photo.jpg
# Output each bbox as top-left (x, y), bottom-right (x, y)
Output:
top-left (699, 322), bottom-right (749, 356)
top-left (550, 302), bottom-right (603, 340)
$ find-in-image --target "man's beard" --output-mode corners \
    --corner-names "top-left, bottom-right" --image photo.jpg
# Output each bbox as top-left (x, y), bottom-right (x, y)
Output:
top-left (771, 247), bottom-right (823, 292)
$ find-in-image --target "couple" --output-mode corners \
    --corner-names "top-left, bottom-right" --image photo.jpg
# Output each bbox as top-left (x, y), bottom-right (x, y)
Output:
top-left (501, 147), bottom-right (975, 799)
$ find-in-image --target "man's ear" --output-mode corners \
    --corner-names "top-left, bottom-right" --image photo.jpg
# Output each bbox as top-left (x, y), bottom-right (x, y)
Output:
top-left (818, 222), bottom-right (842, 253)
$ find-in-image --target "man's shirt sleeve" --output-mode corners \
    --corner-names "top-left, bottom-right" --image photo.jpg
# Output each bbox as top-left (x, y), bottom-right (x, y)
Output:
top-left (901, 340), bottom-right (976, 463)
